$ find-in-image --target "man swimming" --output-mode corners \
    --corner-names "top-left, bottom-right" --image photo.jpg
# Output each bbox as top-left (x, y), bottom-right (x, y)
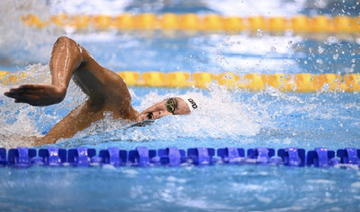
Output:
top-left (4, 36), bottom-right (198, 145)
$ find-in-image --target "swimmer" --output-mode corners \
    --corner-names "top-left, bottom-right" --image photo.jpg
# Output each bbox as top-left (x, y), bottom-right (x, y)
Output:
top-left (3, 36), bottom-right (198, 145)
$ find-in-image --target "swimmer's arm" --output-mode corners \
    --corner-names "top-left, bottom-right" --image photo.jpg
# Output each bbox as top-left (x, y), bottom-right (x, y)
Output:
top-left (35, 100), bottom-right (105, 145)
top-left (4, 36), bottom-right (81, 106)
top-left (4, 36), bottom-right (134, 113)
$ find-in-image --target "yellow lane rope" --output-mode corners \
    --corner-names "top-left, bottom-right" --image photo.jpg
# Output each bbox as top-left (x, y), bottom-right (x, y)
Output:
top-left (1, 71), bottom-right (360, 92)
top-left (21, 13), bottom-right (360, 34)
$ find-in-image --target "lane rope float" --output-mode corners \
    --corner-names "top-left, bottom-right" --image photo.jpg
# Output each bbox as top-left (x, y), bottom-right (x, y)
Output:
top-left (1, 146), bottom-right (359, 168)
top-left (1, 71), bottom-right (360, 92)
top-left (21, 13), bottom-right (360, 34)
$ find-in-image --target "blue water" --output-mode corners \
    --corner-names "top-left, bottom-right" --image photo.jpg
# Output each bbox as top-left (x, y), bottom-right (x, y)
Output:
top-left (0, 0), bottom-right (359, 211)
top-left (0, 166), bottom-right (359, 212)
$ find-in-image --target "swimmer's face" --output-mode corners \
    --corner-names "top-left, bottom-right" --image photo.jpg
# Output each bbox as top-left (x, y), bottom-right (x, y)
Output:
top-left (138, 97), bottom-right (191, 121)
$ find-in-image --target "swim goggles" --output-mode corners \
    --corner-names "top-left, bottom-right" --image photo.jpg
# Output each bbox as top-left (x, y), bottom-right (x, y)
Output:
top-left (165, 98), bottom-right (177, 114)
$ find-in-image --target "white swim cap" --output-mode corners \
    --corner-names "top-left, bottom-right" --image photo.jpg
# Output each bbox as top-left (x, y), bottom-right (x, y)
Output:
top-left (179, 95), bottom-right (199, 112)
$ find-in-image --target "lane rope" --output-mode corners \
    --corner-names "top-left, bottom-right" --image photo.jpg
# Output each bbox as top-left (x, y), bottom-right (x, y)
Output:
top-left (1, 71), bottom-right (360, 92)
top-left (21, 13), bottom-right (360, 34)
top-left (1, 146), bottom-right (359, 168)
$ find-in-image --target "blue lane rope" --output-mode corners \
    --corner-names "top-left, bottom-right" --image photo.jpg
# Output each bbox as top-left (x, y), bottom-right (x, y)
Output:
top-left (0, 146), bottom-right (359, 168)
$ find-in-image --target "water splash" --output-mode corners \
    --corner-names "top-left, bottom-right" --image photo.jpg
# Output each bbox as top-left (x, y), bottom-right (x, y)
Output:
top-left (0, 63), bottom-right (270, 147)
top-left (0, 64), bottom-right (86, 147)
top-left (69, 85), bottom-right (264, 145)
top-left (2, 63), bottom-right (360, 149)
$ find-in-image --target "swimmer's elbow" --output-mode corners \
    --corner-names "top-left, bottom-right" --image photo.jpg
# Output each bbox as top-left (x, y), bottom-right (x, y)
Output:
top-left (56, 36), bottom-right (72, 44)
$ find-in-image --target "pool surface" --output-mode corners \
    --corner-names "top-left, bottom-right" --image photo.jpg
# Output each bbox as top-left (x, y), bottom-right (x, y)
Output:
top-left (0, 0), bottom-right (359, 211)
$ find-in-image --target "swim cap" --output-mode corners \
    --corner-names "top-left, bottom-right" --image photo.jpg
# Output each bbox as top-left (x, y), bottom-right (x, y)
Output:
top-left (179, 95), bottom-right (199, 112)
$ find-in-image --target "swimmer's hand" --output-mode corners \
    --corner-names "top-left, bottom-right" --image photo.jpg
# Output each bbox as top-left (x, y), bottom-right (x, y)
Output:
top-left (4, 84), bottom-right (65, 106)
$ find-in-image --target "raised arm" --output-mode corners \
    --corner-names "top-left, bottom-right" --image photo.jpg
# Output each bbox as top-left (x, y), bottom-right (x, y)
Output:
top-left (5, 36), bottom-right (133, 107)
top-left (4, 36), bottom-right (139, 145)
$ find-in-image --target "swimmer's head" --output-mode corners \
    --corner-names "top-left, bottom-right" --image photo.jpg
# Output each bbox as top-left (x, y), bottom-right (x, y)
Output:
top-left (138, 96), bottom-right (199, 121)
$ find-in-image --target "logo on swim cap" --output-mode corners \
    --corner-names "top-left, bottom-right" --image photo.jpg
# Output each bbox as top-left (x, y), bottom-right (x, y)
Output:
top-left (187, 98), bottom-right (198, 109)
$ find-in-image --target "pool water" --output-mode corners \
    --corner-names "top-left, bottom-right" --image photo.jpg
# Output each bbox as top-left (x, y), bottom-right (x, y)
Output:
top-left (1, 165), bottom-right (359, 212)
top-left (0, 0), bottom-right (359, 211)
